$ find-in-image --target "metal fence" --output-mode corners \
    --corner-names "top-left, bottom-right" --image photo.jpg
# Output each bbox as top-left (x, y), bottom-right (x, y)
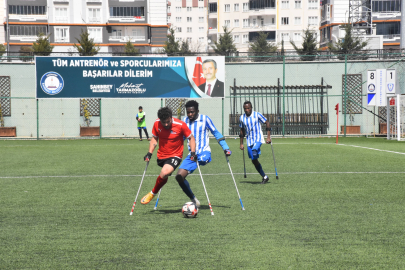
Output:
top-left (0, 52), bottom-right (404, 139)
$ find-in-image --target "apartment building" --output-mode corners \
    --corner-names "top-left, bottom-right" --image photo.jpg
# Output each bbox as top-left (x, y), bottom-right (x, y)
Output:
top-left (167, 0), bottom-right (209, 52)
top-left (4, 0), bottom-right (168, 53)
top-left (209, 0), bottom-right (320, 51)
top-left (320, 0), bottom-right (399, 49)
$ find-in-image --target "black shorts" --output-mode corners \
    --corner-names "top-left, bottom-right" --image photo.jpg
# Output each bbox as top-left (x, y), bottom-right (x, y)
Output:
top-left (157, 157), bottom-right (182, 170)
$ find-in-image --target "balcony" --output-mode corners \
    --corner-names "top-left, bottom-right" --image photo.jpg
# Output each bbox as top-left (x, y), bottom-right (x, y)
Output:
top-left (10, 35), bottom-right (38, 42)
top-left (208, 27), bottom-right (217, 34)
top-left (248, 7), bottom-right (276, 16)
top-left (9, 14), bottom-right (48, 22)
top-left (88, 17), bottom-right (102, 23)
top-left (54, 16), bottom-right (69, 23)
top-left (383, 34), bottom-right (400, 41)
top-left (109, 16), bottom-right (145, 23)
top-left (109, 35), bottom-right (146, 42)
top-left (208, 12), bottom-right (217, 19)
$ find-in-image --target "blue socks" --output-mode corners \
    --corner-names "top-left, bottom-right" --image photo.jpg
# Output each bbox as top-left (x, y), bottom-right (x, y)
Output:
top-left (255, 164), bottom-right (265, 177)
top-left (178, 179), bottom-right (195, 200)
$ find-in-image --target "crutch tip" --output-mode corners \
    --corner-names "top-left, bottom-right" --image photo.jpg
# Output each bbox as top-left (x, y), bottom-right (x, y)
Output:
top-left (242, 208), bottom-right (245, 210)
top-left (244, 175), bottom-right (247, 178)
top-left (276, 176), bottom-right (279, 180)
top-left (130, 212), bottom-right (133, 215)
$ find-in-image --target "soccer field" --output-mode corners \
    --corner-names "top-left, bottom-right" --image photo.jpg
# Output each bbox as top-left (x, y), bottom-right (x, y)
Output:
top-left (1, 137), bottom-right (404, 269)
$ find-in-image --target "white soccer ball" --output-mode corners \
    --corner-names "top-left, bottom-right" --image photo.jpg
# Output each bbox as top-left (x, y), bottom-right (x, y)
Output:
top-left (182, 202), bottom-right (198, 218)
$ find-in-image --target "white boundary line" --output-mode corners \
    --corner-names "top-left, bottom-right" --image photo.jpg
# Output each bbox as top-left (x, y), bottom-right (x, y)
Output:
top-left (1, 171), bottom-right (405, 179)
top-left (338, 144), bottom-right (405, 155)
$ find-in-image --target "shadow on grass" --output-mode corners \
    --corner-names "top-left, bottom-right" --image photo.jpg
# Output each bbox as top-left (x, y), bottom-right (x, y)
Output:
top-left (240, 181), bottom-right (266, 185)
top-left (152, 204), bottom-right (231, 214)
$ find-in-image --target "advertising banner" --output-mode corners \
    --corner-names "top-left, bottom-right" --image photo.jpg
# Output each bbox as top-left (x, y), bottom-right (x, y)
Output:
top-left (36, 56), bottom-right (225, 98)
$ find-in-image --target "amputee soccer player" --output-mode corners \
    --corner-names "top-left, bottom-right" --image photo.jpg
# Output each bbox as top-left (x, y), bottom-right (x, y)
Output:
top-left (239, 101), bottom-right (272, 184)
top-left (175, 100), bottom-right (232, 207)
top-left (136, 106), bottom-right (150, 141)
top-left (141, 107), bottom-right (196, 204)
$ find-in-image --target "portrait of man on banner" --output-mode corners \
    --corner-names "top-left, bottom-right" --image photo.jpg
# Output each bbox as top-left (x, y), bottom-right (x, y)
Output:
top-left (191, 57), bottom-right (225, 98)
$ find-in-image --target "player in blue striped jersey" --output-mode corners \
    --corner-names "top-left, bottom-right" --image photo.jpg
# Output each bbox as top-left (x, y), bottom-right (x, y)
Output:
top-left (239, 101), bottom-right (272, 184)
top-left (175, 100), bottom-right (232, 207)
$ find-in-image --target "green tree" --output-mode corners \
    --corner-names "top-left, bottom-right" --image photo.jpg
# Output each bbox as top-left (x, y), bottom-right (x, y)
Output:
top-left (179, 40), bottom-right (191, 54)
top-left (290, 27), bottom-right (318, 61)
top-left (328, 23), bottom-right (368, 59)
top-left (248, 32), bottom-right (278, 53)
top-left (73, 30), bottom-right (100, 56)
top-left (0, 44), bottom-right (5, 57)
top-left (124, 41), bottom-right (140, 56)
top-left (163, 28), bottom-right (180, 55)
top-left (211, 26), bottom-right (237, 55)
top-left (19, 46), bottom-right (33, 62)
top-left (32, 33), bottom-right (54, 56)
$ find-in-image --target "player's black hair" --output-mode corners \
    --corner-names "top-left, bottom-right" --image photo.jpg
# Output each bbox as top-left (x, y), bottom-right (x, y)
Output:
top-left (243, 101), bottom-right (252, 108)
top-left (139, 106), bottom-right (143, 109)
top-left (157, 106), bottom-right (172, 120)
top-left (185, 100), bottom-right (199, 110)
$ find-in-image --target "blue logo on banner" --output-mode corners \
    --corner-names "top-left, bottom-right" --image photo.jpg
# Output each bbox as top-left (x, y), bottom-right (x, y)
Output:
top-left (40, 72), bottom-right (64, 95)
top-left (368, 83), bottom-right (375, 92)
top-left (368, 93), bottom-right (376, 104)
top-left (387, 83), bottom-right (394, 92)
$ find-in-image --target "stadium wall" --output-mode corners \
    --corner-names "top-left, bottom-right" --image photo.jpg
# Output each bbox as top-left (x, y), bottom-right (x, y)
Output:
top-left (1, 60), bottom-right (404, 138)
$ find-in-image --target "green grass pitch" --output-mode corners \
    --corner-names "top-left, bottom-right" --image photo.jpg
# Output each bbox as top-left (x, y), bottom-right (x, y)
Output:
top-left (1, 137), bottom-right (405, 269)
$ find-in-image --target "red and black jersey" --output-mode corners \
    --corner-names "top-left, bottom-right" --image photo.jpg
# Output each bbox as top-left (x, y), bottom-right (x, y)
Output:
top-left (152, 118), bottom-right (192, 159)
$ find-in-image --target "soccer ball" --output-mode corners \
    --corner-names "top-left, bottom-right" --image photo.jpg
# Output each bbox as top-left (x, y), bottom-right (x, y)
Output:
top-left (182, 202), bottom-right (198, 218)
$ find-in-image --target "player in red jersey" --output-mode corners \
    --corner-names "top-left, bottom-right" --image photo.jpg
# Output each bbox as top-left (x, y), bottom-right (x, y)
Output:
top-left (141, 107), bottom-right (196, 204)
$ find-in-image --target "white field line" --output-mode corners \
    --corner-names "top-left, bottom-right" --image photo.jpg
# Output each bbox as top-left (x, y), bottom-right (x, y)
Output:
top-left (337, 144), bottom-right (405, 155)
top-left (1, 171), bottom-right (405, 179)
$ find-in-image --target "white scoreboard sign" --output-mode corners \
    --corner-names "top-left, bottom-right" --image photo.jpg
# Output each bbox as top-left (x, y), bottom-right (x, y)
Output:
top-left (367, 69), bottom-right (396, 106)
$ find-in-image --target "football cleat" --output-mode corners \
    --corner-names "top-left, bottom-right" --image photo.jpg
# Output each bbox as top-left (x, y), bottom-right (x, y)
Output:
top-left (141, 192), bottom-right (155, 204)
top-left (261, 175), bottom-right (269, 184)
top-left (192, 197), bottom-right (201, 208)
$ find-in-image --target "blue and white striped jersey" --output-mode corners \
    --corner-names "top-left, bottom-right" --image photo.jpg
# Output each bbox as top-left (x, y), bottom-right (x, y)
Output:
top-left (183, 114), bottom-right (226, 154)
top-left (239, 111), bottom-right (267, 146)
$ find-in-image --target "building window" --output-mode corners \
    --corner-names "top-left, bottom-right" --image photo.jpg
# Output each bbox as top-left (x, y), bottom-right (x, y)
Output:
top-left (281, 33), bottom-right (289, 41)
top-left (88, 27), bottom-right (102, 43)
top-left (209, 3), bottom-right (217, 13)
top-left (234, 19), bottom-right (239, 27)
top-left (199, 17), bottom-right (204, 23)
top-left (294, 17), bottom-right (301, 25)
top-left (281, 17), bottom-right (289, 25)
top-left (224, 20), bottom-right (230, 27)
top-left (111, 29), bottom-right (122, 38)
top-left (243, 3), bottom-right (249, 12)
top-left (54, 27), bottom-right (69, 42)
top-left (10, 25), bottom-right (47, 36)
top-left (9, 5), bottom-right (46, 15)
top-left (187, 17), bottom-right (192, 22)
top-left (199, 37), bottom-right (204, 42)
top-left (199, 7), bottom-right (204, 12)
top-left (308, 16), bottom-right (318, 26)
top-left (88, 8), bottom-right (101, 23)
top-left (176, 37), bottom-right (181, 42)
top-left (295, 0), bottom-right (301, 8)
top-left (225, 4), bottom-right (230, 12)
top-left (167, 6), bottom-right (171, 13)
top-left (234, 3), bottom-right (239, 11)
top-left (242, 34), bottom-right (249, 43)
top-left (187, 7), bottom-right (192, 12)
top-left (199, 27), bottom-right (204, 32)
top-left (281, 1), bottom-right (289, 9)
top-left (110, 7), bottom-right (144, 17)
top-left (308, 0), bottom-right (318, 9)
top-left (294, 32), bottom-right (302, 41)
top-left (187, 27), bottom-right (192, 32)
top-left (55, 7), bottom-right (68, 23)
top-left (176, 17), bottom-right (181, 22)
top-left (372, 0), bottom-right (401, 12)
top-left (243, 19), bottom-right (249, 28)
top-left (177, 27), bottom-right (182, 32)
top-left (187, 37), bottom-right (192, 43)
top-left (176, 7), bottom-right (181, 12)
top-left (376, 21), bottom-right (400, 35)
top-left (234, 35), bottom-right (240, 43)
top-left (167, 16), bottom-right (171, 22)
